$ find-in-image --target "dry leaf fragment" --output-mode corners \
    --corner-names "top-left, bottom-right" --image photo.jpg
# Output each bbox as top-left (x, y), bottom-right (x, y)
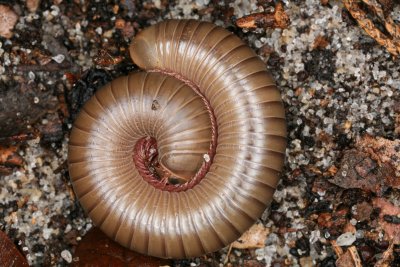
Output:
top-left (231, 223), bottom-right (270, 249)
top-left (73, 227), bottom-right (172, 267)
top-left (336, 249), bottom-right (356, 267)
top-left (372, 198), bottom-right (400, 244)
top-left (330, 148), bottom-right (397, 195)
top-left (236, 2), bottom-right (289, 29)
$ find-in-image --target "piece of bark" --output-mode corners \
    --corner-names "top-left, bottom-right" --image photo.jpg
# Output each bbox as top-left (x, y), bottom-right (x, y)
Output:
top-left (66, 69), bottom-right (112, 121)
top-left (336, 249), bottom-right (356, 267)
top-left (0, 82), bottom-right (58, 143)
top-left (35, 113), bottom-right (64, 144)
top-left (73, 227), bottom-right (173, 267)
top-left (343, 0), bottom-right (400, 56)
top-left (0, 230), bottom-right (29, 266)
top-left (336, 247), bottom-right (362, 267)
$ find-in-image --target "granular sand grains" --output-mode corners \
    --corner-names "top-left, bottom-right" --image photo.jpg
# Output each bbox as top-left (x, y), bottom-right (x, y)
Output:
top-left (0, 139), bottom-right (90, 265)
top-left (0, 0), bottom-right (398, 266)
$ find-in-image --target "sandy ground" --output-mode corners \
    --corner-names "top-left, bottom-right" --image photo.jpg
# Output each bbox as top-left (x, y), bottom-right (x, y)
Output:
top-left (0, 0), bottom-right (399, 266)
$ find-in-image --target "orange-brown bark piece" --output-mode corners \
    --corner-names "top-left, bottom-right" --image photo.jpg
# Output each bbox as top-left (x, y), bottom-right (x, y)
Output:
top-left (0, 146), bottom-right (23, 166)
top-left (0, 230), bottom-right (29, 267)
top-left (73, 228), bottom-right (173, 267)
top-left (236, 2), bottom-right (289, 29)
top-left (0, 145), bottom-right (24, 174)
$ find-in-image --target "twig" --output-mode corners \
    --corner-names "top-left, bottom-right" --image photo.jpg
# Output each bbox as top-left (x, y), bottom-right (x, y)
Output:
top-left (375, 242), bottom-right (394, 267)
top-left (224, 244), bottom-right (233, 265)
top-left (331, 240), bottom-right (344, 257)
top-left (16, 61), bottom-right (72, 72)
top-left (236, 2), bottom-right (289, 29)
top-left (348, 246), bottom-right (362, 267)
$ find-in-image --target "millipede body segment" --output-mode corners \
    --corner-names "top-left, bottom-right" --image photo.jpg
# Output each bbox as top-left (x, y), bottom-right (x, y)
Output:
top-left (68, 19), bottom-right (287, 259)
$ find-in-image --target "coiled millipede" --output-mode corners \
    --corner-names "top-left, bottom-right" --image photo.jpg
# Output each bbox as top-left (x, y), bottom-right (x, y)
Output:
top-left (68, 19), bottom-right (286, 259)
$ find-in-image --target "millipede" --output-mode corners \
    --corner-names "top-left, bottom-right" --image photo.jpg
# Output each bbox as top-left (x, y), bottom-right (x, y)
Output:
top-left (68, 19), bottom-right (287, 259)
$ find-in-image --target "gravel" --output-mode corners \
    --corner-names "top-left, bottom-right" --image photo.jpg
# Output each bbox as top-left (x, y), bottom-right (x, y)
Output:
top-left (0, 0), bottom-right (398, 266)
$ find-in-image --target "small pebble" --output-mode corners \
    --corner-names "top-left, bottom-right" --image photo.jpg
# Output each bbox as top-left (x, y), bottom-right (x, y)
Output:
top-left (0, 5), bottom-right (18, 38)
top-left (26, 0), bottom-right (41, 13)
top-left (95, 27), bottom-right (103, 35)
top-left (61, 250), bottom-right (72, 263)
top-left (336, 232), bottom-right (356, 246)
top-left (52, 54), bottom-right (65, 64)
